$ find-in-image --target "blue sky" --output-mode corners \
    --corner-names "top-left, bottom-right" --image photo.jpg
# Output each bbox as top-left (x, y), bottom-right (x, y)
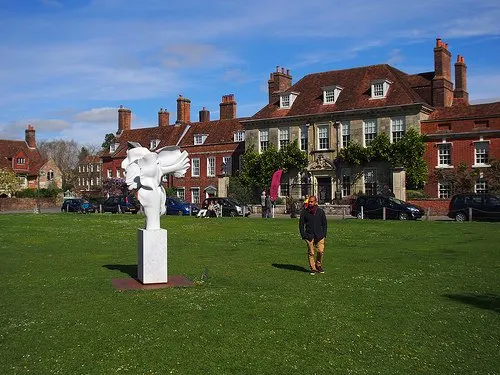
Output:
top-left (1, 0), bottom-right (499, 146)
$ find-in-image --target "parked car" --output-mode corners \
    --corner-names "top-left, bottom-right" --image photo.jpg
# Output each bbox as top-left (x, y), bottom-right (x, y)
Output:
top-left (201, 197), bottom-right (251, 217)
top-left (101, 195), bottom-right (141, 214)
top-left (61, 198), bottom-right (96, 213)
top-left (350, 195), bottom-right (425, 220)
top-left (165, 197), bottom-right (200, 216)
top-left (447, 193), bottom-right (500, 221)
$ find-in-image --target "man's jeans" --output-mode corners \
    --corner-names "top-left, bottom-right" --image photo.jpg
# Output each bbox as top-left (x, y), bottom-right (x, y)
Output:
top-left (305, 238), bottom-right (324, 271)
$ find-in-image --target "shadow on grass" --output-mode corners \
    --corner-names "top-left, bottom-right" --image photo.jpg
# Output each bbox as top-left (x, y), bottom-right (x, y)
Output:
top-left (103, 264), bottom-right (137, 279)
top-left (272, 263), bottom-right (309, 273)
top-left (444, 293), bottom-right (500, 313)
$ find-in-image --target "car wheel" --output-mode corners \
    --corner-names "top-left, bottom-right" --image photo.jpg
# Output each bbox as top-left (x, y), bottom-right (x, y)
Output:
top-left (455, 212), bottom-right (467, 222)
top-left (229, 211), bottom-right (236, 217)
top-left (356, 212), bottom-right (363, 219)
top-left (132, 211), bottom-right (138, 215)
top-left (177, 210), bottom-right (183, 216)
top-left (398, 212), bottom-right (409, 220)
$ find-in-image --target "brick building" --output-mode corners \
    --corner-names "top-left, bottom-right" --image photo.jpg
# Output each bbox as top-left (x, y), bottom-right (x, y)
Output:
top-left (421, 102), bottom-right (500, 197)
top-left (243, 38), bottom-right (500, 202)
top-left (101, 95), bottom-right (246, 203)
top-left (75, 155), bottom-right (103, 196)
top-left (0, 125), bottom-right (62, 196)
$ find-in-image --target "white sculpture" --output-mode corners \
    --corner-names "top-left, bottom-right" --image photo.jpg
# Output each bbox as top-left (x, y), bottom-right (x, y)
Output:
top-left (121, 142), bottom-right (190, 230)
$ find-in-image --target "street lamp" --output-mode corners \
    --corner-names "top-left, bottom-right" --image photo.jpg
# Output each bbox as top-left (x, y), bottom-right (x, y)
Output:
top-left (34, 168), bottom-right (43, 214)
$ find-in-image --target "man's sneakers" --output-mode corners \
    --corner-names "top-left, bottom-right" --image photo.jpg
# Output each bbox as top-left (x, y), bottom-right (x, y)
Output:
top-left (317, 266), bottom-right (325, 274)
top-left (310, 269), bottom-right (317, 275)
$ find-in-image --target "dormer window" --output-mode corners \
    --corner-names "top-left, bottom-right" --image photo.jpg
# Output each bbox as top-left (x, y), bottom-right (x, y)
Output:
top-left (234, 131), bottom-right (245, 142)
top-left (194, 134), bottom-right (208, 145)
top-left (322, 85), bottom-right (343, 104)
top-left (371, 79), bottom-right (391, 99)
top-left (279, 92), bottom-right (298, 109)
top-left (150, 139), bottom-right (160, 149)
top-left (109, 143), bottom-right (120, 153)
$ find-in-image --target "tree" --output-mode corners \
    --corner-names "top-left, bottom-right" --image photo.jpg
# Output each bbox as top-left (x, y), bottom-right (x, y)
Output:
top-left (102, 178), bottom-right (128, 197)
top-left (337, 129), bottom-right (427, 189)
top-left (389, 129), bottom-right (427, 189)
top-left (78, 147), bottom-right (90, 161)
top-left (102, 133), bottom-right (116, 150)
top-left (434, 162), bottom-right (478, 195)
top-left (233, 140), bottom-right (308, 202)
top-left (483, 159), bottom-right (500, 194)
top-left (0, 168), bottom-right (20, 196)
top-left (38, 139), bottom-right (80, 190)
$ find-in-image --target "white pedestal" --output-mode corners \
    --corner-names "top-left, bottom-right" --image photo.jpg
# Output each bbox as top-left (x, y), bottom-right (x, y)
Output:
top-left (137, 228), bottom-right (168, 284)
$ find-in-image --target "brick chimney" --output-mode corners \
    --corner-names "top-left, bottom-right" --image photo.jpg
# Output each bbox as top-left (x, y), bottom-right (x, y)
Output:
top-left (25, 124), bottom-right (36, 148)
top-left (432, 38), bottom-right (454, 107)
top-left (219, 94), bottom-right (237, 120)
top-left (199, 107), bottom-right (210, 122)
top-left (176, 95), bottom-right (191, 124)
top-left (118, 105), bottom-right (132, 133)
top-left (453, 54), bottom-right (469, 105)
top-left (158, 108), bottom-right (170, 127)
top-left (268, 66), bottom-right (292, 104)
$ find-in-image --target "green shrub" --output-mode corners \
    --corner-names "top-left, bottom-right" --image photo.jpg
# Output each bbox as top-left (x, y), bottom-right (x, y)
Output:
top-left (406, 190), bottom-right (429, 199)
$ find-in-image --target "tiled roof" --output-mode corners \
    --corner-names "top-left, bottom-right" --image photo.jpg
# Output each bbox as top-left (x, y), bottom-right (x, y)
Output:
top-left (425, 101), bottom-right (500, 121)
top-left (178, 118), bottom-right (247, 147)
top-left (0, 139), bottom-right (45, 175)
top-left (250, 64), bottom-right (432, 121)
top-left (104, 118), bottom-right (247, 158)
top-left (80, 155), bottom-right (102, 164)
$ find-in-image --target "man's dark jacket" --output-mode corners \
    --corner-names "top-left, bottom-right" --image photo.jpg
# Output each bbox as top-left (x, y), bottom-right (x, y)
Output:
top-left (299, 207), bottom-right (327, 241)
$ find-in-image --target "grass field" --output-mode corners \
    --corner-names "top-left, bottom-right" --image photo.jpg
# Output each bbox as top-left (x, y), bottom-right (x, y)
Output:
top-left (1, 213), bottom-right (499, 374)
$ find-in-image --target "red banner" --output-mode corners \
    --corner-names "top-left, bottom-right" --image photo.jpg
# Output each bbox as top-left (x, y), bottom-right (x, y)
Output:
top-left (269, 169), bottom-right (283, 201)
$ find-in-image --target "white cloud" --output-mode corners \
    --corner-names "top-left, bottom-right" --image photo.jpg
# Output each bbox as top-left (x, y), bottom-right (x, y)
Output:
top-left (73, 107), bottom-right (117, 123)
top-left (387, 49), bottom-right (404, 65)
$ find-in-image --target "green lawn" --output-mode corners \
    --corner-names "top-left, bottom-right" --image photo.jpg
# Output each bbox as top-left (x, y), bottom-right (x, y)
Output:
top-left (1, 214), bottom-right (499, 374)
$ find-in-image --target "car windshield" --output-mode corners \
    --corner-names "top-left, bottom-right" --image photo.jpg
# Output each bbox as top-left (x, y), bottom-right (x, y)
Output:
top-left (388, 197), bottom-right (405, 205)
top-left (169, 197), bottom-right (189, 204)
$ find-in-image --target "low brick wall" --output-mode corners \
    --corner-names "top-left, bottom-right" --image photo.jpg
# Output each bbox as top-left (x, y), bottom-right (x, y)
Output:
top-left (250, 204), bottom-right (350, 216)
top-left (0, 197), bottom-right (61, 212)
top-left (407, 199), bottom-right (451, 216)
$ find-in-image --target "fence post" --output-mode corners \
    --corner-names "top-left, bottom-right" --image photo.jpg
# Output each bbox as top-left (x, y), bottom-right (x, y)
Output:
top-left (361, 206), bottom-right (364, 219)
top-left (342, 207), bottom-right (345, 220)
top-left (99, 204), bottom-right (102, 213)
top-left (383, 206), bottom-right (386, 220)
top-left (426, 207), bottom-right (431, 221)
top-left (469, 207), bottom-right (472, 222)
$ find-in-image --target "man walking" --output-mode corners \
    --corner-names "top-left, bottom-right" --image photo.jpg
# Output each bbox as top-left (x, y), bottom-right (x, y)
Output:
top-left (261, 191), bottom-right (267, 218)
top-left (299, 195), bottom-right (327, 275)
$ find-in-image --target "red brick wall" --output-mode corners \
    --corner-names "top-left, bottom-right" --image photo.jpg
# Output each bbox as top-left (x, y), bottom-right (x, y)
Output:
top-left (0, 197), bottom-right (60, 211)
top-left (407, 199), bottom-right (450, 215)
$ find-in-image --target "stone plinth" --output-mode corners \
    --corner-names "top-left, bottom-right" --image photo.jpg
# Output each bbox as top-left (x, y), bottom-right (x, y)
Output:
top-left (138, 228), bottom-right (167, 284)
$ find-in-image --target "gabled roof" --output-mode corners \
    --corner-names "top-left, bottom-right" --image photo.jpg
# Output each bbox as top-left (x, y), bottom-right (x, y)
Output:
top-left (0, 139), bottom-right (45, 175)
top-left (249, 64), bottom-right (433, 121)
top-left (79, 155), bottom-right (102, 164)
top-left (425, 101), bottom-right (500, 121)
top-left (177, 118), bottom-right (247, 147)
top-left (104, 117), bottom-right (247, 158)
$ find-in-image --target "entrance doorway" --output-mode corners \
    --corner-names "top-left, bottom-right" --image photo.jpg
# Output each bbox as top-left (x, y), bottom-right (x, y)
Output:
top-left (316, 177), bottom-right (332, 204)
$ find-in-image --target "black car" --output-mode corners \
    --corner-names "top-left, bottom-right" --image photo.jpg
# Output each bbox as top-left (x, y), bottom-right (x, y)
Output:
top-left (447, 193), bottom-right (500, 221)
top-left (101, 195), bottom-right (141, 214)
top-left (350, 195), bottom-right (425, 220)
top-left (61, 198), bottom-right (96, 213)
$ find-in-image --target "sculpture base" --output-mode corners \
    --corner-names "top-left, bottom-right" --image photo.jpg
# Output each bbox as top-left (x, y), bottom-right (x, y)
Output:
top-left (112, 275), bottom-right (194, 291)
top-left (138, 228), bottom-right (167, 284)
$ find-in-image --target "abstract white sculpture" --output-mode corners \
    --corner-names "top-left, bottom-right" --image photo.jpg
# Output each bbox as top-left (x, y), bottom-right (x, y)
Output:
top-left (121, 142), bottom-right (190, 230)
top-left (121, 142), bottom-right (190, 284)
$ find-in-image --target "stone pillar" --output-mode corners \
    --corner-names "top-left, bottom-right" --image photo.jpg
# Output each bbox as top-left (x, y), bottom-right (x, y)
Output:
top-left (138, 228), bottom-right (168, 284)
top-left (218, 177), bottom-right (229, 197)
top-left (392, 167), bottom-right (406, 201)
